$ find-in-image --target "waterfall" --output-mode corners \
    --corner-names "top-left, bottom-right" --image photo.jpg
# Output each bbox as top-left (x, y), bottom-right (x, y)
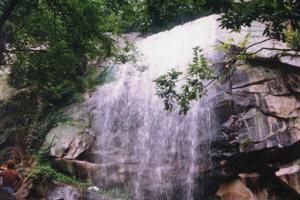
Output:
top-left (84, 15), bottom-right (220, 200)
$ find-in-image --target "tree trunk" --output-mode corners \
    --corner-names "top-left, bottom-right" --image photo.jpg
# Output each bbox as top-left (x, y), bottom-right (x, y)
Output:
top-left (0, 0), bottom-right (20, 32)
top-left (0, 0), bottom-right (20, 66)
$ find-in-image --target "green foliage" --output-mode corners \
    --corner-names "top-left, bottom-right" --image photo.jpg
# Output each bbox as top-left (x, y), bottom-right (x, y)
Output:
top-left (113, 39), bottom-right (139, 64)
top-left (156, 0), bottom-right (300, 115)
top-left (0, 0), bottom-right (233, 117)
top-left (144, 0), bottom-right (232, 31)
top-left (89, 0), bottom-right (232, 33)
top-left (29, 164), bottom-right (90, 188)
top-left (285, 26), bottom-right (300, 49)
top-left (155, 47), bottom-right (213, 114)
top-left (3, 0), bottom-right (121, 110)
top-left (154, 69), bottom-right (183, 112)
top-left (0, 91), bottom-right (38, 144)
top-left (217, 35), bottom-right (251, 62)
top-left (0, 84), bottom-right (70, 152)
top-left (103, 0), bottom-right (151, 33)
top-left (220, 0), bottom-right (300, 46)
top-left (29, 148), bottom-right (91, 188)
top-left (1, 0), bottom-right (144, 157)
top-left (28, 105), bottom-right (70, 151)
top-left (155, 35), bottom-right (252, 114)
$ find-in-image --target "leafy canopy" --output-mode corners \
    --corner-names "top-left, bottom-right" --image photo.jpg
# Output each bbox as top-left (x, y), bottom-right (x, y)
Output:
top-left (141, 0), bottom-right (232, 31)
top-left (0, 0), bottom-right (130, 109)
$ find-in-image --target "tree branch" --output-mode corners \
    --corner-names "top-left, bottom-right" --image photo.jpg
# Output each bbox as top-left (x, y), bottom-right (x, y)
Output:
top-left (242, 37), bottom-right (276, 53)
top-left (5, 48), bottom-right (48, 53)
top-left (246, 47), bottom-right (300, 56)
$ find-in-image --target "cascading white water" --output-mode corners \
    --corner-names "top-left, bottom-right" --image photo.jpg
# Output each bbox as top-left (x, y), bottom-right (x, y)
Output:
top-left (85, 15), bottom-right (220, 200)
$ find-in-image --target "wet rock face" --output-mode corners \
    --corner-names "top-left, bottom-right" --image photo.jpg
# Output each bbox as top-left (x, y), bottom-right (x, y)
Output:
top-left (212, 61), bottom-right (300, 198)
top-left (214, 62), bottom-right (300, 157)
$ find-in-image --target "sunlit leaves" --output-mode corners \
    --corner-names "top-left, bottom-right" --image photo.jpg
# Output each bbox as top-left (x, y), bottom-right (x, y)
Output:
top-left (285, 26), bottom-right (300, 49)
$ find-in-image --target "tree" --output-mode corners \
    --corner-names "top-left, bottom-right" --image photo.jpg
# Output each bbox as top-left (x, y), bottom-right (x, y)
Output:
top-left (0, 0), bottom-right (147, 152)
top-left (144, 0), bottom-right (232, 30)
top-left (0, 0), bottom-right (128, 109)
top-left (155, 0), bottom-right (300, 114)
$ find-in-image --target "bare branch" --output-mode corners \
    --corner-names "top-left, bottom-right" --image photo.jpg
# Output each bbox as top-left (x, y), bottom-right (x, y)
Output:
top-left (5, 48), bottom-right (48, 53)
top-left (246, 47), bottom-right (300, 56)
top-left (243, 37), bottom-right (276, 53)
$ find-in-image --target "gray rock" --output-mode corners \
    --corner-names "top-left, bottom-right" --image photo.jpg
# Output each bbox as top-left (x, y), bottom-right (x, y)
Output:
top-left (44, 121), bottom-right (95, 159)
top-left (216, 60), bottom-right (300, 156)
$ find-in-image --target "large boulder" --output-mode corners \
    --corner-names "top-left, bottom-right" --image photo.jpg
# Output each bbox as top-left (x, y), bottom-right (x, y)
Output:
top-left (44, 121), bottom-right (95, 159)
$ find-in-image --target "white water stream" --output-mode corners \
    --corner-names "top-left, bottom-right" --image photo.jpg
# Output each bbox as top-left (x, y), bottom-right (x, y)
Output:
top-left (86, 15), bottom-right (220, 200)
